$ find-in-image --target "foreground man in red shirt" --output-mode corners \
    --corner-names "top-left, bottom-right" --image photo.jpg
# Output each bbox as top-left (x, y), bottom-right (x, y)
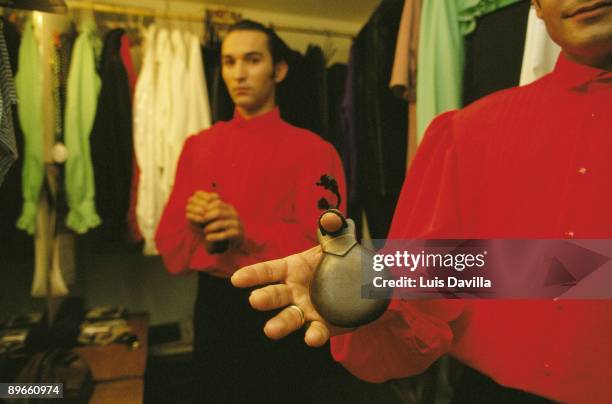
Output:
top-left (232, 1), bottom-right (612, 402)
top-left (155, 20), bottom-right (347, 402)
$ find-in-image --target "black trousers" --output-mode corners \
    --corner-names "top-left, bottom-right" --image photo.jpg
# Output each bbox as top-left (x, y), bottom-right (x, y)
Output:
top-left (450, 359), bottom-right (554, 404)
top-left (193, 273), bottom-right (347, 403)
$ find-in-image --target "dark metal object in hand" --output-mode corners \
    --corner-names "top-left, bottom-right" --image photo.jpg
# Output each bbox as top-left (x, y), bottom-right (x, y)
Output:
top-left (206, 240), bottom-right (229, 254)
top-left (197, 222), bottom-right (229, 254)
top-left (310, 210), bottom-right (390, 328)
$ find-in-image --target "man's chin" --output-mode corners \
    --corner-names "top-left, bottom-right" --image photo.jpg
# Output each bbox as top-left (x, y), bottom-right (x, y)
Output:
top-left (233, 98), bottom-right (256, 109)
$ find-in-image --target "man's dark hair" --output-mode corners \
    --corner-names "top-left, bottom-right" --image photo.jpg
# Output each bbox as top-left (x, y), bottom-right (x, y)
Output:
top-left (226, 19), bottom-right (290, 65)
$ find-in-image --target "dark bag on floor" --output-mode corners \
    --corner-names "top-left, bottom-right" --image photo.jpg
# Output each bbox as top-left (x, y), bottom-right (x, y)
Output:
top-left (11, 348), bottom-right (93, 403)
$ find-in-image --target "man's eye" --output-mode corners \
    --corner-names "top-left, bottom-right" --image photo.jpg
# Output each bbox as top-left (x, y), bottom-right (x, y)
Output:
top-left (223, 59), bottom-right (234, 66)
top-left (248, 57), bottom-right (261, 63)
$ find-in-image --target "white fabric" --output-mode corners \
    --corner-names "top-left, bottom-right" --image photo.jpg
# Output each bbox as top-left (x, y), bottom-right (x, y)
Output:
top-left (519, 6), bottom-right (561, 86)
top-left (134, 25), bottom-right (162, 255)
top-left (161, 31), bottom-right (212, 203)
top-left (154, 28), bottom-right (173, 205)
top-left (161, 29), bottom-right (188, 202)
top-left (133, 26), bottom-right (213, 256)
top-left (184, 32), bottom-right (212, 137)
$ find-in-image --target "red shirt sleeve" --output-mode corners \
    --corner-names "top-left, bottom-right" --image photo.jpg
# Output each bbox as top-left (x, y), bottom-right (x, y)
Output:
top-left (155, 136), bottom-right (203, 274)
top-left (331, 111), bottom-right (466, 381)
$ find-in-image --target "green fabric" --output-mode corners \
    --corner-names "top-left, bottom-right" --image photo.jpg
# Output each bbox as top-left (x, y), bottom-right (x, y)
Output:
top-left (416, 0), bottom-right (522, 143)
top-left (64, 21), bottom-right (102, 234)
top-left (417, 0), bottom-right (463, 144)
top-left (15, 20), bottom-right (44, 235)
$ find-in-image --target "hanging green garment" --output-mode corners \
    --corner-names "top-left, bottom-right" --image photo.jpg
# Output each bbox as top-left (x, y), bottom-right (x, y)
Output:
top-left (64, 20), bottom-right (102, 234)
top-left (416, 0), bottom-right (522, 143)
top-left (15, 20), bottom-right (44, 235)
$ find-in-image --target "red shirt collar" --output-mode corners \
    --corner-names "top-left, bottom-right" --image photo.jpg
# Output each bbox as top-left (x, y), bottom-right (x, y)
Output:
top-left (231, 107), bottom-right (282, 131)
top-left (553, 52), bottom-right (612, 89)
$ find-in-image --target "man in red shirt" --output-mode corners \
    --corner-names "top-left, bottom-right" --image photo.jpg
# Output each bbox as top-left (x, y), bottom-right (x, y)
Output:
top-left (232, 1), bottom-right (612, 402)
top-left (155, 20), bottom-right (348, 402)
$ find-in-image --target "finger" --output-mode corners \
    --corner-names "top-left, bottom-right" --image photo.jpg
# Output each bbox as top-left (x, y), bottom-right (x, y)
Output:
top-left (186, 212), bottom-right (206, 224)
top-left (203, 219), bottom-right (239, 235)
top-left (226, 204), bottom-right (238, 217)
top-left (231, 258), bottom-right (288, 288)
top-left (186, 204), bottom-right (207, 217)
top-left (202, 207), bottom-right (231, 223)
top-left (187, 194), bottom-right (202, 207)
top-left (194, 191), bottom-right (219, 202)
top-left (304, 321), bottom-right (330, 347)
top-left (205, 227), bottom-right (240, 241)
top-left (203, 199), bottom-right (223, 211)
top-left (263, 307), bottom-right (303, 340)
top-left (190, 193), bottom-right (207, 206)
top-left (249, 284), bottom-right (293, 311)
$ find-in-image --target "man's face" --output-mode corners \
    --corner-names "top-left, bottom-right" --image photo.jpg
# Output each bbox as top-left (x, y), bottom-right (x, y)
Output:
top-left (221, 30), bottom-right (287, 117)
top-left (534, 0), bottom-right (612, 67)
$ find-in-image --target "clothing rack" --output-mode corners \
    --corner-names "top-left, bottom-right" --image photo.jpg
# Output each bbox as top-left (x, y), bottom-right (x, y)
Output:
top-left (66, 0), bottom-right (199, 22)
top-left (65, 1), bottom-right (355, 39)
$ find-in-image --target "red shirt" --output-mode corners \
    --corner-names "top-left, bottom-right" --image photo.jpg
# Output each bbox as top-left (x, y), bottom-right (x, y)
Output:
top-left (331, 55), bottom-right (612, 403)
top-left (155, 108), bottom-right (346, 277)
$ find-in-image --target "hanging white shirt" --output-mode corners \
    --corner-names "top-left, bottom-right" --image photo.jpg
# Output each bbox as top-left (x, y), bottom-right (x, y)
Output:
top-left (160, 29), bottom-right (189, 203)
top-left (184, 32), bottom-right (212, 137)
top-left (153, 28), bottom-right (173, 207)
top-left (134, 25), bottom-right (161, 255)
top-left (519, 5), bottom-right (561, 86)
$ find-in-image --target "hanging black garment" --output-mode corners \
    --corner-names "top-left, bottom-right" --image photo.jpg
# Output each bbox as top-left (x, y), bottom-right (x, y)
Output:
top-left (278, 45), bottom-right (327, 138)
top-left (40, 26), bottom-right (78, 265)
top-left (202, 44), bottom-right (233, 123)
top-left (325, 63), bottom-right (347, 153)
top-left (0, 17), bottom-right (32, 260)
top-left (89, 29), bottom-right (133, 245)
top-left (56, 27), bottom-right (77, 135)
top-left (309, 45), bottom-right (329, 139)
top-left (0, 19), bottom-right (17, 187)
top-left (353, 0), bottom-right (407, 239)
top-left (463, 0), bottom-right (531, 105)
top-left (277, 49), bottom-right (308, 130)
top-left (340, 46), bottom-right (361, 239)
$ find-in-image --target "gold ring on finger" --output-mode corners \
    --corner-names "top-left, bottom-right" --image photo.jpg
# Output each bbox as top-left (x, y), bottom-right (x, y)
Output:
top-left (287, 304), bottom-right (305, 327)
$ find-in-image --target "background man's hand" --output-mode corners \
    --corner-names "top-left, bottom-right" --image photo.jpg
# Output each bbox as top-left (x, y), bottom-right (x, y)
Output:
top-left (231, 246), bottom-right (349, 347)
top-left (186, 191), bottom-right (219, 225)
top-left (186, 191), bottom-right (244, 246)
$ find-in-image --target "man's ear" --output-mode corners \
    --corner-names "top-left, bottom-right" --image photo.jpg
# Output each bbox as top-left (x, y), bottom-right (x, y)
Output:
top-left (273, 60), bottom-right (289, 84)
top-left (532, 0), bottom-right (543, 19)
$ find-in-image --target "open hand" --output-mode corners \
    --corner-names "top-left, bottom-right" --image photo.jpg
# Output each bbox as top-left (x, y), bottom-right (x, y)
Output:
top-left (231, 246), bottom-right (347, 347)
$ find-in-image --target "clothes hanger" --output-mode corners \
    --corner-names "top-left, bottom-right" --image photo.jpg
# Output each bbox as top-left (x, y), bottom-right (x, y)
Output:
top-left (0, 0), bottom-right (67, 14)
top-left (126, 12), bottom-right (144, 46)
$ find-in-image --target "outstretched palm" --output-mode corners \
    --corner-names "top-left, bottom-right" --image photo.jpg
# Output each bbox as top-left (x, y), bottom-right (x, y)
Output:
top-left (231, 246), bottom-right (342, 347)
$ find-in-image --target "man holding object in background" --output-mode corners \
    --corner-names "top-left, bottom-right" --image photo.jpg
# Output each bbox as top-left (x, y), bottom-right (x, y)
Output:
top-left (156, 20), bottom-right (348, 403)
